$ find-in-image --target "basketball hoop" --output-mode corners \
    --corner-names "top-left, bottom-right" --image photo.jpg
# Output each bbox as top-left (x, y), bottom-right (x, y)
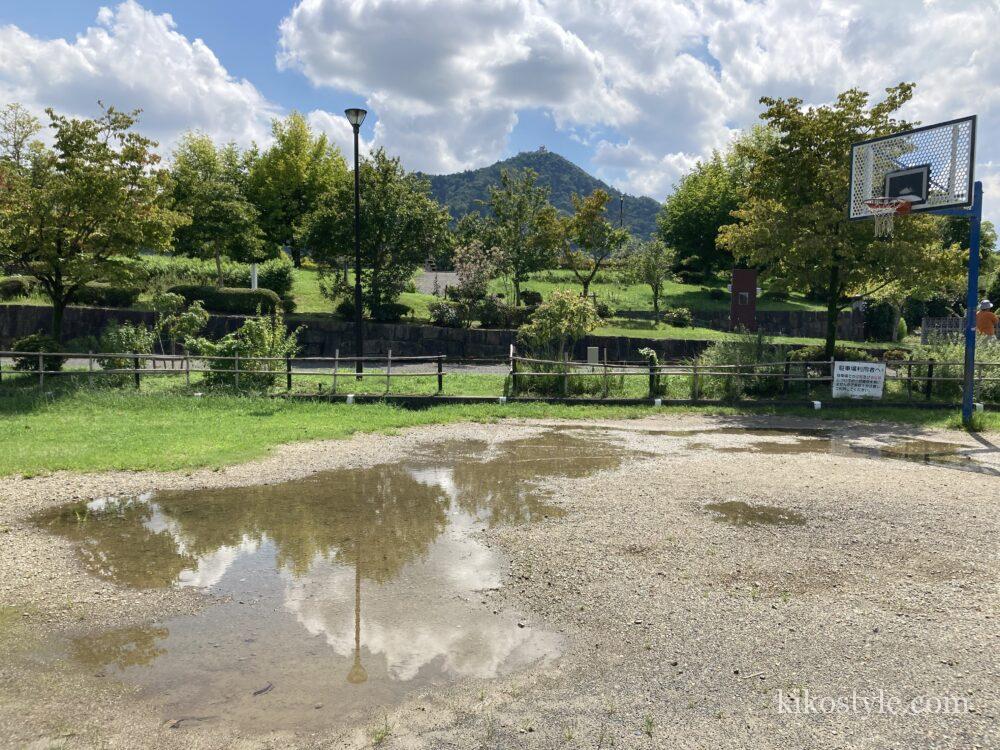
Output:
top-left (863, 197), bottom-right (912, 238)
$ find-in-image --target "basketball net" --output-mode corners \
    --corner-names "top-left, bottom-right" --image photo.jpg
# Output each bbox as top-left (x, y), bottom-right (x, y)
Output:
top-left (864, 197), bottom-right (912, 238)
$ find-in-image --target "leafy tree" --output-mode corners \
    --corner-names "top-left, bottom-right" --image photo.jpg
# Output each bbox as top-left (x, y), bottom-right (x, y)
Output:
top-left (563, 189), bottom-right (630, 297)
top-left (170, 132), bottom-right (265, 286)
top-left (0, 103), bottom-right (41, 167)
top-left (718, 85), bottom-right (967, 357)
top-left (624, 238), bottom-right (677, 315)
top-left (478, 168), bottom-right (562, 305)
top-left (247, 112), bottom-right (347, 267)
top-left (519, 289), bottom-right (602, 360)
top-left (0, 105), bottom-right (185, 340)
top-left (301, 148), bottom-right (452, 317)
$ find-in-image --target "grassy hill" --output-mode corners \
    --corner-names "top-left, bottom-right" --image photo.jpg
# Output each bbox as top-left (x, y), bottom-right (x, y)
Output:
top-left (423, 149), bottom-right (662, 238)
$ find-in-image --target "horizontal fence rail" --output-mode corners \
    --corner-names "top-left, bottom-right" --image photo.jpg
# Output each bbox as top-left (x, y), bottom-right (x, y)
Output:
top-left (1, 347), bottom-right (997, 405)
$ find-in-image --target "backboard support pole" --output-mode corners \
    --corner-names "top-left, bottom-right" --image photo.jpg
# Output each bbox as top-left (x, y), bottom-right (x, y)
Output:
top-left (961, 181), bottom-right (984, 428)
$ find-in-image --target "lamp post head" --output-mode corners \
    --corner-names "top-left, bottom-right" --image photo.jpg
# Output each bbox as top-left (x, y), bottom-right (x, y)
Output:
top-left (344, 108), bottom-right (367, 129)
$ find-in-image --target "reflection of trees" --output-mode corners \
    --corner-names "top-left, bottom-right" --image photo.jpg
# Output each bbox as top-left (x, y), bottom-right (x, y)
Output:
top-left (71, 625), bottom-right (169, 669)
top-left (34, 500), bottom-right (195, 588)
top-left (418, 433), bottom-right (624, 526)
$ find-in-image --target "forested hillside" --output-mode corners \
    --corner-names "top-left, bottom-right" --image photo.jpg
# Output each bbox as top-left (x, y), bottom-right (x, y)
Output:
top-left (423, 149), bottom-right (661, 238)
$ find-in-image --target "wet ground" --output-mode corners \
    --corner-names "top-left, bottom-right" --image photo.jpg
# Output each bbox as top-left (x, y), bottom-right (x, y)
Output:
top-left (30, 432), bottom-right (631, 732)
top-left (3, 416), bottom-right (998, 748)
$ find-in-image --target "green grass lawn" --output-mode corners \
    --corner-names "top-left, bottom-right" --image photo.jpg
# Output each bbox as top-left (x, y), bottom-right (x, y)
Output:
top-left (0, 372), bottom-right (991, 476)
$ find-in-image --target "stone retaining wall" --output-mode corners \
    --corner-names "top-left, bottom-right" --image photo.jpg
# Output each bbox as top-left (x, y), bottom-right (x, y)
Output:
top-left (618, 308), bottom-right (864, 340)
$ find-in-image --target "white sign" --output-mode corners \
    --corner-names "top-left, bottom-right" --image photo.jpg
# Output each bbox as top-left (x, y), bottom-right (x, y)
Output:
top-left (832, 361), bottom-right (885, 399)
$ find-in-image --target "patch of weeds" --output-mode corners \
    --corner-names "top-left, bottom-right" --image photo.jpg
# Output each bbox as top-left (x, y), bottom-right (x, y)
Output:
top-left (369, 714), bottom-right (391, 746)
top-left (642, 714), bottom-right (654, 737)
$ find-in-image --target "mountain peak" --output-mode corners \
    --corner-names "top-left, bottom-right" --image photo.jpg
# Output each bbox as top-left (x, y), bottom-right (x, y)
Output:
top-left (423, 150), bottom-right (661, 238)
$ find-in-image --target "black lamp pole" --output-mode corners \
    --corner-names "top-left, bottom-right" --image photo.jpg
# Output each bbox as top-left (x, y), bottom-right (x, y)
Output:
top-left (619, 194), bottom-right (624, 228)
top-left (345, 108), bottom-right (367, 377)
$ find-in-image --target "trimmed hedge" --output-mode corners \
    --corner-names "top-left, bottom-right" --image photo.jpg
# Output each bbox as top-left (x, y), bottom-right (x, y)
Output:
top-left (137, 256), bottom-right (294, 296)
top-left (167, 285), bottom-right (281, 315)
top-left (0, 275), bottom-right (36, 301)
top-left (11, 333), bottom-right (66, 372)
top-left (72, 283), bottom-right (142, 308)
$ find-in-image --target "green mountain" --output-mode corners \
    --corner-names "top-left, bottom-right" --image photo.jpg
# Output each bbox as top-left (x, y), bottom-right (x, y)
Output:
top-left (423, 149), bottom-right (662, 238)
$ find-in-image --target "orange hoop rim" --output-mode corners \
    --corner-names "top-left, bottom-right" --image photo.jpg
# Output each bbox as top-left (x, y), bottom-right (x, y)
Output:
top-left (864, 196), bottom-right (913, 215)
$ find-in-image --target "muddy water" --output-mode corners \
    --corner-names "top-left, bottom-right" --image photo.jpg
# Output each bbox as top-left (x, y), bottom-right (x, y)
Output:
top-left (704, 500), bottom-right (806, 527)
top-left (34, 431), bottom-right (630, 731)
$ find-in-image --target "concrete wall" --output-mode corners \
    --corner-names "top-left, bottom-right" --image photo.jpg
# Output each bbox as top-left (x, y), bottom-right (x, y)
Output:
top-left (617, 308), bottom-right (864, 341)
top-left (0, 304), bottom-right (709, 362)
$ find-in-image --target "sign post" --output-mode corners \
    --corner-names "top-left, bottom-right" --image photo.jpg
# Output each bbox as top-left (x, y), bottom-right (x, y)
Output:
top-left (832, 361), bottom-right (886, 400)
top-left (961, 182), bottom-right (983, 427)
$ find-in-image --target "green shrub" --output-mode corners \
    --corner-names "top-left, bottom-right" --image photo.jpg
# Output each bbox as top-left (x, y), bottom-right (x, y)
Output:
top-left (334, 299), bottom-right (356, 319)
top-left (136, 255), bottom-right (294, 296)
top-left (910, 336), bottom-right (1000, 403)
top-left (692, 330), bottom-right (788, 400)
top-left (167, 285), bottom-right (281, 315)
top-left (371, 301), bottom-right (411, 323)
top-left (97, 322), bottom-right (156, 386)
top-left (0, 275), bottom-right (36, 300)
top-left (895, 316), bottom-right (908, 341)
top-left (704, 287), bottom-right (728, 301)
top-left (428, 299), bottom-right (466, 328)
top-left (188, 311), bottom-right (301, 390)
top-left (280, 295), bottom-right (297, 314)
top-left (881, 348), bottom-right (910, 362)
top-left (662, 306), bottom-right (693, 328)
top-left (73, 283), bottom-right (142, 308)
top-left (11, 333), bottom-right (65, 372)
top-left (477, 295), bottom-right (529, 329)
top-left (151, 293), bottom-right (209, 354)
top-left (520, 290), bottom-right (543, 306)
top-left (787, 344), bottom-right (875, 363)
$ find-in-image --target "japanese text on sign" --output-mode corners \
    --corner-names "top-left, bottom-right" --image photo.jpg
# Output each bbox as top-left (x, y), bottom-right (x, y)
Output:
top-left (832, 361), bottom-right (886, 399)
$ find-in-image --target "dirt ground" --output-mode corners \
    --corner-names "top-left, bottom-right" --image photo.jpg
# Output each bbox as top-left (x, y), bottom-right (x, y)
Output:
top-left (1, 414), bottom-right (997, 749)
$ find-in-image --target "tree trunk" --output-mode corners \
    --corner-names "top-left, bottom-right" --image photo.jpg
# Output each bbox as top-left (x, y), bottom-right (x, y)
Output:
top-left (824, 261), bottom-right (841, 360)
top-left (215, 246), bottom-right (224, 287)
top-left (581, 279), bottom-right (590, 298)
top-left (513, 279), bottom-right (521, 307)
top-left (652, 286), bottom-right (660, 316)
top-left (51, 298), bottom-right (66, 342)
top-left (890, 303), bottom-right (903, 342)
top-left (290, 246), bottom-right (302, 268)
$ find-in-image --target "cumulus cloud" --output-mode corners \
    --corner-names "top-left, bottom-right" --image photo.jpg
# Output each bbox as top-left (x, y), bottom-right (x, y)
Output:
top-left (278, 0), bottom-right (1000, 213)
top-left (0, 0), bottom-right (279, 152)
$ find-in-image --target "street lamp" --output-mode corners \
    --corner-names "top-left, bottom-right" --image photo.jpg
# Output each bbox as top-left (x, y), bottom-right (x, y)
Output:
top-left (618, 194), bottom-right (625, 228)
top-left (345, 107), bottom-right (367, 377)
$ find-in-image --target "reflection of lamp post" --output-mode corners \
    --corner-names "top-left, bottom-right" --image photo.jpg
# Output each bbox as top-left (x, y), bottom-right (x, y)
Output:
top-left (346, 548), bottom-right (367, 684)
top-left (344, 107), bottom-right (367, 379)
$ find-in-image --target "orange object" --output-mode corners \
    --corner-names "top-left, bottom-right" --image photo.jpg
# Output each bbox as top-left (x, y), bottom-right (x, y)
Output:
top-left (976, 309), bottom-right (999, 336)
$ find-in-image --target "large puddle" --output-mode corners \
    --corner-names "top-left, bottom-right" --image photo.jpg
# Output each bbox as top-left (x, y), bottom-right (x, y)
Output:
top-left (34, 431), bottom-right (630, 731)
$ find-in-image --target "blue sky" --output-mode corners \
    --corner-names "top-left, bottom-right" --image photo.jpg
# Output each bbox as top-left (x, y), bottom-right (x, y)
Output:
top-left (1, 1), bottom-right (998, 218)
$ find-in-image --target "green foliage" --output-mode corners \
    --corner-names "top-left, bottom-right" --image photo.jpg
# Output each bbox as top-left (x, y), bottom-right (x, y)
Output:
top-left (519, 290), bottom-right (601, 359)
top-left (137, 255), bottom-right (294, 296)
top-left (246, 112), bottom-right (348, 267)
top-left (371, 301), bottom-right (411, 323)
top-left (563, 189), bottom-right (630, 296)
top-left (428, 299), bottom-right (466, 328)
top-left (169, 132), bottom-right (265, 282)
top-left (787, 344), bottom-right (875, 362)
top-left (151, 292), bottom-right (209, 354)
top-left (911, 336), bottom-right (1000, 403)
top-left (167, 285), bottom-right (281, 315)
top-left (622, 238), bottom-right (676, 314)
top-left (896, 316), bottom-right (908, 341)
top-left (718, 85), bottom-right (967, 358)
top-left (662, 306), bottom-right (693, 328)
top-left (188, 311), bottom-right (301, 389)
top-left (334, 298), bottom-right (356, 319)
top-left (72, 283), bottom-right (142, 308)
top-left (0, 275), bottom-right (36, 300)
top-left (0, 103), bottom-right (41, 167)
top-left (693, 331), bottom-right (788, 400)
top-left (520, 290), bottom-right (542, 306)
top-left (0, 104), bottom-right (186, 339)
top-left (452, 240), bottom-right (503, 301)
top-left (425, 149), bottom-right (660, 238)
top-left (477, 168), bottom-right (563, 305)
top-left (302, 148), bottom-right (451, 315)
top-left (11, 333), bottom-right (65, 372)
top-left (97, 322), bottom-right (156, 386)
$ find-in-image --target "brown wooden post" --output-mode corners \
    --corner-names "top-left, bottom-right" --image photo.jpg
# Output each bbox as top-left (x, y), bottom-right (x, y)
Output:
top-left (602, 348), bottom-right (609, 399)
top-left (437, 355), bottom-right (444, 393)
top-left (906, 356), bottom-right (913, 401)
top-left (234, 351), bottom-right (240, 390)
top-left (333, 349), bottom-right (339, 394)
top-left (38, 351), bottom-right (44, 389)
top-left (509, 344), bottom-right (517, 395)
top-left (562, 352), bottom-right (569, 397)
top-left (692, 360), bottom-right (700, 400)
top-left (185, 354), bottom-right (191, 386)
top-left (782, 356), bottom-right (790, 395)
top-left (386, 348), bottom-right (392, 394)
top-left (87, 351), bottom-right (93, 388)
top-left (925, 360), bottom-right (934, 400)
top-left (647, 355), bottom-right (656, 399)
top-left (286, 354), bottom-right (292, 391)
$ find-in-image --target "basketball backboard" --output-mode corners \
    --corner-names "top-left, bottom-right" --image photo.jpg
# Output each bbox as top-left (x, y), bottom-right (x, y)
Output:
top-left (849, 116), bottom-right (976, 220)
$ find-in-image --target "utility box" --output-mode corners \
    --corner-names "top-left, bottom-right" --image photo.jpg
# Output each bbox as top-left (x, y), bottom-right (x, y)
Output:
top-left (730, 269), bottom-right (758, 331)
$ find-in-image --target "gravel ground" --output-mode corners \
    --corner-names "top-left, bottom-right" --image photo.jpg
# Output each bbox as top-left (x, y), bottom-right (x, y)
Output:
top-left (1, 414), bottom-right (998, 749)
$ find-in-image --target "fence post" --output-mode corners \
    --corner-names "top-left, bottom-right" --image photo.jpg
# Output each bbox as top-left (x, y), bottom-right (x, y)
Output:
top-left (286, 354), bottom-right (292, 391)
top-left (906, 356), bottom-right (913, 401)
top-left (132, 351), bottom-right (140, 389)
top-left (185, 354), bottom-right (191, 386)
top-left (437, 355), bottom-right (444, 393)
top-left (562, 352), bottom-right (569, 398)
top-left (88, 351), bottom-right (94, 388)
top-left (386, 348), bottom-right (392, 394)
top-left (333, 349), bottom-right (339, 394)
top-left (38, 351), bottom-right (44, 389)
top-left (692, 361), bottom-right (700, 400)
top-left (602, 348), bottom-right (609, 399)
top-left (782, 357), bottom-right (790, 396)
top-left (234, 351), bottom-right (240, 390)
top-left (976, 361), bottom-right (983, 404)
top-left (925, 360), bottom-right (934, 400)
top-left (647, 356), bottom-right (656, 399)
top-left (509, 344), bottom-right (517, 395)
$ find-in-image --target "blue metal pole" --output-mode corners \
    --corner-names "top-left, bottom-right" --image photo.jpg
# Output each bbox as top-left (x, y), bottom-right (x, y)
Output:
top-left (962, 181), bottom-right (984, 427)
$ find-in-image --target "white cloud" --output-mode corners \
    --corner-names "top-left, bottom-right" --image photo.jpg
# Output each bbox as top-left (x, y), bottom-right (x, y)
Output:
top-left (278, 0), bottom-right (1000, 217)
top-left (0, 0), bottom-right (279, 153)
